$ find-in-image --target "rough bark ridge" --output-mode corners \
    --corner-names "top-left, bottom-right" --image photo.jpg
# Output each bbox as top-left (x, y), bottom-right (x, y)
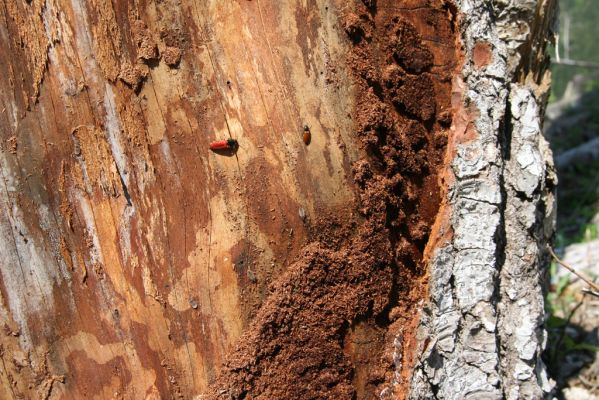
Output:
top-left (409, 1), bottom-right (557, 399)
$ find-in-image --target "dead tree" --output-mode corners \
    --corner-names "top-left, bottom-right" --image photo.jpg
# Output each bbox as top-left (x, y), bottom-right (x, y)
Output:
top-left (0, 0), bottom-right (556, 399)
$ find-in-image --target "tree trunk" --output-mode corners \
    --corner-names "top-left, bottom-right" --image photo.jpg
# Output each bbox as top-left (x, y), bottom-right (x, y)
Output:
top-left (409, 1), bottom-right (558, 399)
top-left (0, 0), bottom-right (556, 399)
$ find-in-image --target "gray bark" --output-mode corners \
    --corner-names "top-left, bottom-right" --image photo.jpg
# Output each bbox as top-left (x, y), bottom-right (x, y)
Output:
top-left (409, 1), bottom-right (557, 399)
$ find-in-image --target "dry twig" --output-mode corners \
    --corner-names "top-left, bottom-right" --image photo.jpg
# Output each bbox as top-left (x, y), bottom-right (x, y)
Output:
top-left (581, 287), bottom-right (599, 298)
top-left (548, 246), bottom-right (599, 292)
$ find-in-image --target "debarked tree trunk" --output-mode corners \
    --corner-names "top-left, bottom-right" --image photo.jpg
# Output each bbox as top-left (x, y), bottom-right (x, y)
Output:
top-left (0, 0), bottom-right (556, 399)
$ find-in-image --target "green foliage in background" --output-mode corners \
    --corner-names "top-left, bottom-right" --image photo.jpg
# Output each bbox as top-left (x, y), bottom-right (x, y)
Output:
top-left (550, 0), bottom-right (599, 247)
top-left (542, 1), bottom-right (599, 393)
top-left (551, 0), bottom-right (599, 99)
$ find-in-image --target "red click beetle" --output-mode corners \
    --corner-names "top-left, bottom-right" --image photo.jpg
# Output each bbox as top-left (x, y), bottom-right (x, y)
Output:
top-left (209, 138), bottom-right (238, 151)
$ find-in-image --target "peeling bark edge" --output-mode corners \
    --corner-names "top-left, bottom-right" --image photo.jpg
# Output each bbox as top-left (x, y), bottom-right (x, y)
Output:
top-left (408, 1), bottom-right (557, 399)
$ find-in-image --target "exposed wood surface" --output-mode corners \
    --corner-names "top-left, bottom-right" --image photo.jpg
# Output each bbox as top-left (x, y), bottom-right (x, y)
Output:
top-left (0, 0), bottom-right (461, 398)
top-left (0, 1), bottom-right (360, 398)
